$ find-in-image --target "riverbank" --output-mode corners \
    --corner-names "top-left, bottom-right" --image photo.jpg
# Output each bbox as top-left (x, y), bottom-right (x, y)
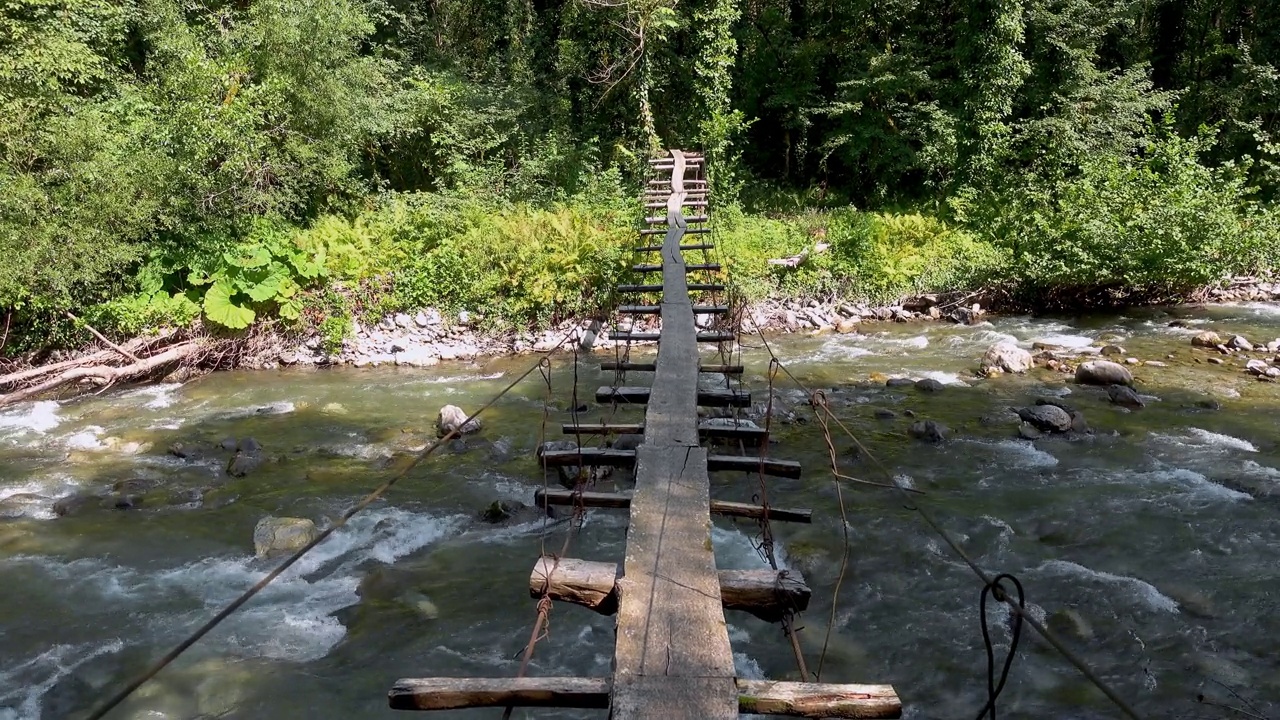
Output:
top-left (252, 277), bottom-right (1280, 372)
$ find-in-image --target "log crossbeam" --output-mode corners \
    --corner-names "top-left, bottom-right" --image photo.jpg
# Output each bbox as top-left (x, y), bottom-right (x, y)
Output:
top-left (596, 385), bottom-right (749, 407)
top-left (538, 447), bottom-right (802, 479)
top-left (535, 488), bottom-right (812, 523)
top-left (388, 677), bottom-right (901, 718)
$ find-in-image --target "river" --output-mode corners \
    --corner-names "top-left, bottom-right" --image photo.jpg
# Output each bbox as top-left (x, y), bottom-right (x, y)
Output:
top-left (2, 303), bottom-right (1278, 719)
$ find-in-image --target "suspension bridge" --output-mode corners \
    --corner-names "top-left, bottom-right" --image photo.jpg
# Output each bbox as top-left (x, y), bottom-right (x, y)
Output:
top-left (385, 150), bottom-right (902, 717)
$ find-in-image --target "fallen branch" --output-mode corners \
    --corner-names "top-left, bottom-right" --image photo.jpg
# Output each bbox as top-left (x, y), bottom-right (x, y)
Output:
top-left (0, 341), bottom-right (199, 408)
top-left (0, 334), bottom-right (173, 389)
top-left (66, 312), bottom-right (139, 362)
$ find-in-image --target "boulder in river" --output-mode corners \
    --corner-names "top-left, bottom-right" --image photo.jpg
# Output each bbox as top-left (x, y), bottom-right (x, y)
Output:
top-left (1016, 405), bottom-right (1072, 433)
top-left (915, 378), bottom-right (945, 392)
top-left (1245, 358), bottom-right (1270, 376)
top-left (908, 420), bottom-right (948, 443)
top-left (1017, 423), bottom-right (1042, 440)
top-left (885, 377), bottom-right (915, 388)
top-left (1099, 345), bottom-right (1125, 357)
top-left (436, 404), bottom-right (481, 437)
top-left (1107, 384), bottom-right (1145, 409)
top-left (980, 342), bottom-right (1033, 374)
top-left (835, 318), bottom-right (859, 334)
top-left (1191, 331), bottom-right (1221, 348)
top-left (253, 517), bottom-right (319, 558)
top-left (1227, 335), bottom-right (1254, 351)
top-left (1075, 360), bottom-right (1133, 386)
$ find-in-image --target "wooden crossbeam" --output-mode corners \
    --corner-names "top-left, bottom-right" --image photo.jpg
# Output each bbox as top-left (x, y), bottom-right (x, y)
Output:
top-left (645, 214), bottom-right (709, 224)
top-left (388, 677), bottom-right (901, 718)
top-left (598, 361), bottom-right (744, 374)
top-left (562, 418), bottom-right (764, 440)
top-left (388, 677), bottom-right (610, 711)
top-left (538, 447), bottom-right (801, 479)
top-left (529, 557), bottom-right (810, 622)
top-left (639, 227), bottom-right (710, 236)
top-left (597, 385), bottom-right (749, 407)
top-left (616, 304), bottom-right (728, 314)
top-left (617, 283), bottom-right (725, 293)
top-left (535, 489), bottom-right (812, 523)
top-left (607, 331), bottom-right (735, 343)
top-left (649, 179), bottom-right (706, 186)
top-left (645, 200), bottom-right (709, 209)
top-left (632, 263), bottom-right (721, 272)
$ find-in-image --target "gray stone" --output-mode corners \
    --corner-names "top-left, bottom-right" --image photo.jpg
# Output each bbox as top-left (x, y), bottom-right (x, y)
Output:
top-left (873, 409), bottom-right (897, 420)
top-left (1018, 423), bottom-right (1042, 440)
top-left (253, 517), bottom-right (319, 558)
top-left (389, 339), bottom-right (409, 353)
top-left (227, 452), bottom-right (265, 477)
top-left (1034, 397), bottom-right (1076, 413)
top-left (611, 434), bottom-right (644, 452)
top-left (480, 500), bottom-right (526, 523)
top-left (915, 378), bottom-right (945, 392)
top-left (1227, 335), bottom-right (1254, 351)
top-left (1069, 411), bottom-right (1090, 434)
top-left (457, 310), bottom-right (472, 326)
top-left (1016, 405), bottom-right (1072, 433)
top-left (885, 377), bottom-right (914, 388)
top-left (1100, 345), bottom-right (1125, 356)
top-left (1107, 384), bottom-right (1145, 408)
top-left (394, 313), bottom-right (412, 328)
top-left (437, 404), bottom-right (481, 437)
top-left (836, 318), bottom-right (859, 334)
top-left (1075, 360), bottom-right (1133, 386)
top-left (1207, 357), bottom-right (1224, 365)
top-left (379, 316), bottom-right (396, 331)
top-left (908, 420), bottom-right (948, 443)
top-left (1192, 331), bottom-right (1221, 348)
top-left (414, 311), bottom-right (431, 328)
top-left (1143, 360), bottom-right (1168, 367)
top-left (1246, 358), bottom-right (1269, 376)
top-left (980, 342), bottom-right (1033, 374)
top-left (1267, 339), bottom-right (1280, 353)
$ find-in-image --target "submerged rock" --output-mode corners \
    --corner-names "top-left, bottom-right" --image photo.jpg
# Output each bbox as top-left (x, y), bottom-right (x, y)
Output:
top-left (908, 420), bottom-right (948, 443)
top-left (1016, 405), bottom-right (1072, 433)
top-left (885, 377), bottom-right (915, 388)
top-left (1017, 423), bottom-right (1042, 440)
top-left (1107, 385), bottom-right (1145, 409)
top-left (1075, 360), bottom-right (1133, 386)
top-left (915, 378), bottom-right (945, 392)
top-left (1227, 335), bottom-right (1254, 351)
top-left (253, 516), bottom-right (319, 558)
top-left (436, 404), bottom-right (481, 437)
top-left (1048, 607), bottom-right (1094, 641)
top-left (980, 342), bottom-right (1033, 374)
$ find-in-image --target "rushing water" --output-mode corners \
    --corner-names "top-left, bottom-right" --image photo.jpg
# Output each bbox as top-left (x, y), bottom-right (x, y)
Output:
top-left (2, 303), bottom-right (1279, 720)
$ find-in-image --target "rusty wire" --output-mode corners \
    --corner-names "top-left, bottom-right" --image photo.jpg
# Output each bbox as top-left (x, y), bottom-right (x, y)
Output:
top-left (811, 390), bottom-right (852, 680)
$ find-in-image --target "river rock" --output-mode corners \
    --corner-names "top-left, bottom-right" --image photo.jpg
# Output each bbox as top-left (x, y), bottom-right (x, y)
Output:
top-left (1017, 423), bottom-right (1042, 440)
top-left (611, 433), bottom-right (644, 452)
top-left (1075, 360), bottom-right (1133, 386)
top-left (1034, 397), bottom-right (1076, 413)
top-left (1227, 335), bottom-right (1253, 351)
top-left (1069, 411), bottom-right (1090, 434)
top-left (886, 377), bottom-right (915, 388)
top-left (1245, 358), bottom-right (1270, 376)
top-left (1016, 405), bottom-right (1072, 433)
top-left (908, 420), bottom-right (948, 443)
top-left (227, 439), bottom-right (265, 477)
top-left (835, 318), bottom-right (859, 334)
top-left (436, 405), bottom-right (481, 437)
top-left (1107, 385), bottom-right (1145, 409)
top-left (253, 516), bottom-right (319, 558)
top-left (1268, 339), bottom-right (1280, 353)
top-left (873, 408), bottom-right (897, 420)
top-left (480, 500), bottom-right (526, 523)
top-left (980, 342), bottom-right (1033, 374)
top-left (1099, 345), bottom-right (1125, 356)
top-left (0, 493), bottom-right (48, 518)
top-left (1192, 331), bottom-right (1221, 348)
top-left (915, 378), bottom-right (945, 392)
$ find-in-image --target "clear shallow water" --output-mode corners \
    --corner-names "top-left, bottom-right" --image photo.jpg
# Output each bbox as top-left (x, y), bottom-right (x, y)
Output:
top-left (2, 303), bottom-right (1279, 719)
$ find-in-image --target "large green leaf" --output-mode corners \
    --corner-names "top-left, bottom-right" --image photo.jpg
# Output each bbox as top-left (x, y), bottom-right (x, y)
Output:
top-left (279, 296), bottom-right (303, 320)
top-left (203, 280), bottom-right (255, 329)
top-left (243, 268), bottom-right (287, 302)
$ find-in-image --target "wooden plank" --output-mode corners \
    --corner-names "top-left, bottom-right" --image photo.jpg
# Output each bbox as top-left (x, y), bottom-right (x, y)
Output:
top-left (613, 149), bottom-right (738, 720)
top-left (387, 677), bottom-right (610, 711)
top-left (606, 331), bottom-right (735, 343)
top-left (719, 568), bottom-right (811, 620)
top-left (631, 263), bottom-right (720, 272)
top-left (598, 361), bottom-right (743, 374)
top-left (638, 227), bottom-right (711, 236)
top-left (534, 488), bottom-right (812, 523)
top-left (562, 417), bottom-right (763, 440)
top-left (532, 556), bottom-right (810, 622)
top-left (616, 304), bottom-right (728, 314)
top-left (645, 214), bottom-right (708, 224)
top-left (736, 680), bottom-right (902, 719)
top-left (648, 179), bottom-right (706, 186)
top-left (529, 556), bottom-right (619, 614)
top-left (708, 454), bottom-right (802, 478)
top-left (538, 448), bottom-right (801, 479)
top-left (596, 385), bottom-right (749, 407)
top-left (645, 200), bottom-right (709, 209)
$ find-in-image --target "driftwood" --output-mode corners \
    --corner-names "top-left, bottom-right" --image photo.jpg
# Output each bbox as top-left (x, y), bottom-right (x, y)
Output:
top-left (0, 337), bottom-right (198, 408)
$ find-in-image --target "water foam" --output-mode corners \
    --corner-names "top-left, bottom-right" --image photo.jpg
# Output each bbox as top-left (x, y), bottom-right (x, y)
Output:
top-left (1142, 468), bottom-right (1254, 501)
top-left (1183, 428), bottom-right (1258, 453)
top-left (0, 639), bottom-right (124, 720)
top-left (117, 383), bottom-right (183, 409)
top-left (959, 439), bottom-right (1058, 468)
top-left (1031, 333), bottom-right (1095, 349)
top-left (0, 401), bottom-right (63, 440)
top-left (1036, 560), bottom-right (1179, 612)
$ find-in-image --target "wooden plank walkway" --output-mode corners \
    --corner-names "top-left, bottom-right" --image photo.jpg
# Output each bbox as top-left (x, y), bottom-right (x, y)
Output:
top-left (389, 149), bottom-right (901, 719)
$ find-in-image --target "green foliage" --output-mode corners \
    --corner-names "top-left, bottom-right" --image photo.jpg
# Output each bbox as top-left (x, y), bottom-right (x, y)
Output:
top-left (954, 122), bottom-right (1280, 299)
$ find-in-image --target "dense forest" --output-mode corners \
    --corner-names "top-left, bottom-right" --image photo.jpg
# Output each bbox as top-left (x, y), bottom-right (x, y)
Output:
top-left (2, 0), bottom-right (1278, 353)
